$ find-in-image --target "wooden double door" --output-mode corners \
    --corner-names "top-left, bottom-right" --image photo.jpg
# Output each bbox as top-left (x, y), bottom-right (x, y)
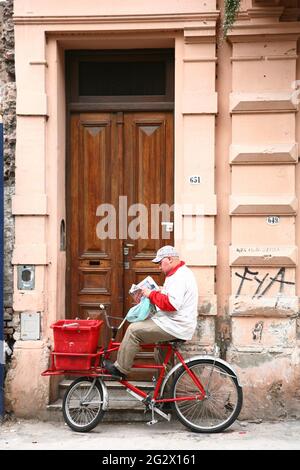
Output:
top-left (67, 111), bottom-right (174, 343)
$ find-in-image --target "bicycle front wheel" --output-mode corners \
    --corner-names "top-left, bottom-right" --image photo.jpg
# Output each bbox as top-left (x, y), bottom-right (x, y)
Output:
top-left (171, 358), bottom-right (243, 433)
top-left (62, 377), bottom-right (105, 432)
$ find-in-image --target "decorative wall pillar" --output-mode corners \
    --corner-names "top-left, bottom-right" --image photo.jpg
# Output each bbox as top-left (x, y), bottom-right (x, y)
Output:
top-left (226, 10), bottom-right (300, 418)
top-left (175, 24), bottom-right (218, 353)
top-left (5, 25), bottom-right (50, 417)
top-left (294, 16), bottom-right (300, 418)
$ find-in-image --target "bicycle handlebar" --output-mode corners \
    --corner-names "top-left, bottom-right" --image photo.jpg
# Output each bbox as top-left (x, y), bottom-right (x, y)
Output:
top-left (99, 304), bottom-right (127, 331)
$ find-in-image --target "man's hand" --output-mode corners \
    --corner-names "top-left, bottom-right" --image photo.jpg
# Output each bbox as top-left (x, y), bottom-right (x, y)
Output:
top-left (141, 287), bottom-right (152, 298)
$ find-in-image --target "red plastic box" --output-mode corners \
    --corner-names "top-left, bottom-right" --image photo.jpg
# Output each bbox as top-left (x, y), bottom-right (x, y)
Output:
top-left (51, 319), bottom-right (103, 370)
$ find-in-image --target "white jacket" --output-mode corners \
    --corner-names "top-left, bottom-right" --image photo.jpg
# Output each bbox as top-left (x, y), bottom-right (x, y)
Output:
top-left (151, 264), bottom-right (198, 340)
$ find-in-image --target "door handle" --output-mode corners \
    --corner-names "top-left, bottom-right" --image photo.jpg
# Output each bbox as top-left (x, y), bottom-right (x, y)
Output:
top-left (123, 243), bottom-right (134, 256)
top-left (123, 247), bottom-right (129, 255)
top-left (161, 222), bottom-right (173, 232)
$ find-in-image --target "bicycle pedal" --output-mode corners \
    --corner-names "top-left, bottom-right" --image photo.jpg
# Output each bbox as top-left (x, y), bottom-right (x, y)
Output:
top-left (146, 419), bottom-right (158, 426)
top-left (152, 406), bottom-right (171, 422)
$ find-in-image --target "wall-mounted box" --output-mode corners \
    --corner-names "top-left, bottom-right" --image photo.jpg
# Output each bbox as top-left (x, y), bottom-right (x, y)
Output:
top-left (20, 311), bottom-right (40, 340)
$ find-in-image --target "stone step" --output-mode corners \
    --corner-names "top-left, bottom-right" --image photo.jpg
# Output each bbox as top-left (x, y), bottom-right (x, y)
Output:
top-left (47, 379), bottom-right (156, 422)
top-left (47, 384), bottom-right (156, 422)
top-left (49, 390), bottom-right (146, 411)
top-left (59, 379), bottom-right (154, 399)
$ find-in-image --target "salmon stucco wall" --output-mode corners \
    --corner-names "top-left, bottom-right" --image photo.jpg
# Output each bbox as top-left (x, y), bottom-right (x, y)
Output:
top-left (225, 2), bottom-right (300, 419)
top-left (4, 0), bottom-right (300, 420)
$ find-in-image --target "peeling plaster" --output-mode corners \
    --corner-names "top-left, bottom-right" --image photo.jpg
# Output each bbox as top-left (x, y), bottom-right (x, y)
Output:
top-left (231, 351), bottom-right (276, 369)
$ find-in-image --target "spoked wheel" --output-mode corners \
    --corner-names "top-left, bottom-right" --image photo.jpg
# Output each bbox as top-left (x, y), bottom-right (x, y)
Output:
top-left (171, 359), bottom-right (243, 433)
top-left (62, 377), bottom-right (105, 432)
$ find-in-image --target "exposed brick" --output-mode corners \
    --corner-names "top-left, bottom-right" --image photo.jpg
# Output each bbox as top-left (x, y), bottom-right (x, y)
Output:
top-left (1, 0), bottom-right (16, 346)
top-left (4, 310), bottom-right (12, 321)
top-left (4, 328), bottom-right (14, 335)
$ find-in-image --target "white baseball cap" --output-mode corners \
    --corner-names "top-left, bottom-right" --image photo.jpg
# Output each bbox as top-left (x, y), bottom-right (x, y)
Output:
top-left (152, 245), bottom-right (179, 263)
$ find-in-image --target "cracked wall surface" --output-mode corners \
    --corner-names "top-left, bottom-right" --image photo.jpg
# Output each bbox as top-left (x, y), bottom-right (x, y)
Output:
top-left (1, 0), bottom-right (16, 353)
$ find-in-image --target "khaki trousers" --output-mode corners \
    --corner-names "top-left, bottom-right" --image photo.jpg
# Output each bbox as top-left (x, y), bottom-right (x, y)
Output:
top-left (115, 318), bottom-right (177, 375)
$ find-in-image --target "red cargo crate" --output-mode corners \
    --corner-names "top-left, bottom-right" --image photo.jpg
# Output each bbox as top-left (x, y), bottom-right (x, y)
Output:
top-left (51, 319), bottom-right (103, 370)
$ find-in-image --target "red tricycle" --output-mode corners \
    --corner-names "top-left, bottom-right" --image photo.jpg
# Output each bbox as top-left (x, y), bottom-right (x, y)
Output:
top-left (42, 305), bottom-right (243, 433)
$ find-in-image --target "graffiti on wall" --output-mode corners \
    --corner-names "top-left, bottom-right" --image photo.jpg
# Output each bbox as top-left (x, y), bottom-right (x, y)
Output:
top-left (233, 267), bottom-right (296, 341)
top-left (252, 321), bottom-right (264, 341)
top-left (235, 267), bottom-right (295, 300)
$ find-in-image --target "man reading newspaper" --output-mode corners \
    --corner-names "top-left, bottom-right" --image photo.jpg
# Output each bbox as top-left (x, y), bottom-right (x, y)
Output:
top-left (129, 276), bottom-right (159, 305)
top-left (103, 245), bottom-right (198, 379)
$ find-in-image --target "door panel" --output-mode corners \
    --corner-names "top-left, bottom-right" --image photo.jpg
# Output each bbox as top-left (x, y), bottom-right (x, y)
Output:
top-left (67, 113), bottom-right (123, 345)
top-left (123, 113), bottom-right (174, 314)
top-left (67, 112), bottom-right (174, 354)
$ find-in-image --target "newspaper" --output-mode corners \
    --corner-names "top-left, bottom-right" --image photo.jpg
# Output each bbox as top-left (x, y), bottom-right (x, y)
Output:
top-left (129, 276), bottom-right (159, 304)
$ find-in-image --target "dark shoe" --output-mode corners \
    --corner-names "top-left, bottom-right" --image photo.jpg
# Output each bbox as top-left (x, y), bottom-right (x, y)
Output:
top-left (103, 360), bottom-right (127, 379)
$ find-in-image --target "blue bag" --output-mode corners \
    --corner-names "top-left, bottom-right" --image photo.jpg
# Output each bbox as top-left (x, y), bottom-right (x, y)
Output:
top-left (126, 297), bottom-right (152, 323)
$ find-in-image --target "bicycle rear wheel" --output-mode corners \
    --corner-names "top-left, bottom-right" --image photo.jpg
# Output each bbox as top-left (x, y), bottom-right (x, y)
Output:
top-left (171, 358), bottom-right (243, 433)
top-left (62, 377), bottom-right (105, 432)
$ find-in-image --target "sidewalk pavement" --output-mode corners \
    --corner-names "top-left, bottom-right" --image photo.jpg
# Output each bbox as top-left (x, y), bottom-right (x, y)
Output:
top-left (0, 416), bottom-right (300, 450)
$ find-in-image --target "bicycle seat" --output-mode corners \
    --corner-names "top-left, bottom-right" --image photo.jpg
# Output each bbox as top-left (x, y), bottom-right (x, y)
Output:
top-left (158, 339), bottom-right (186, 345)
